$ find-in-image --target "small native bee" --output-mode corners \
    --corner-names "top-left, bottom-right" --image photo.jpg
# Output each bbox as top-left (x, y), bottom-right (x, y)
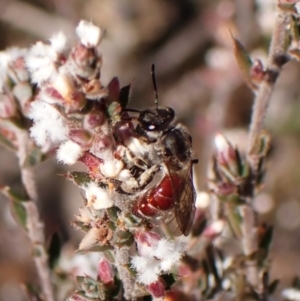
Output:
top-left (120, 65), bottom-right (197, 236)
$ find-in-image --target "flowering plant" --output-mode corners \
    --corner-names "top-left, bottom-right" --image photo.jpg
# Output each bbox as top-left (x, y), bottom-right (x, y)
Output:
top-left (1, 1), bottom-right (300, 300)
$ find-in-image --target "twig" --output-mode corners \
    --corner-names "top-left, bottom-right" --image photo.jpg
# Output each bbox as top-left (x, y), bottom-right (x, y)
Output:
top-left (246, 4), bottom-right (291, 169)
top-left (115, 246), bottom-right (135, 300)
top-left (243, 2), bottom-right (292, 289)
top-left (16, 129), bottom-right (54, 301)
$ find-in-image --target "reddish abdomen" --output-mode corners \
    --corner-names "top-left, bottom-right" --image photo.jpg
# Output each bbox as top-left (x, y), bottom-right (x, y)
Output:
top-left (133, 174), bottom-right (182, 217)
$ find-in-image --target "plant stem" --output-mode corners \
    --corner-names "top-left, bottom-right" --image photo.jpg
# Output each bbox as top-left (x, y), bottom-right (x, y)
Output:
top-left (246, 4), bottom-right (291, 169)
top-left (16, 129), bottom-right (54, 301)
top-left (243, 2), bottom-right (291, 289)
top-left (115, 246), bottom-right (135, 300)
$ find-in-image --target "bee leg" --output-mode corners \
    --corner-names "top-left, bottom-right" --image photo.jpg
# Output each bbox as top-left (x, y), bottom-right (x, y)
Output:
top-left (118, 164), bottom-right (160, 194)
top-left (136, 164), bottom-right (160, 189)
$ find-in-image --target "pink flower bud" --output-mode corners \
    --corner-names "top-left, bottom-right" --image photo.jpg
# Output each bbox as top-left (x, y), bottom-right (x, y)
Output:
top-left (69, 129), bottom-right (93, 148)
top-left (43, 86), bottom-right (65, 104)
top-left (83, 79), bottom-right (108, 100)
top-left (214, 133), bottom-right (239, 176)
top-left (98, 258), bottom-right (114, 285)
top-left (134, 230), bottom-right (161, 257)
top-left (78, 151), bottom-right (103, 176)
top-left (70, 44), bottom-right (102, 80)
top-left (214, 133), bottom-right (236, 166)
top-left (91, 134), bottom-right (113, 154)
top-left (83, 111), bottom-right (106, 130)
top-left (250, 59), bottom-right (265, 83)
top-left (114, 120), bottom-right (134, 143)
top-left (146, 278), bottom-right (165, 299)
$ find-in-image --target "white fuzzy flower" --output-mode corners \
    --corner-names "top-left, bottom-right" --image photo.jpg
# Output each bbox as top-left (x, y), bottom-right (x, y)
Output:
top-left (29, 100), bottom-right (68, 146)
top-left (132, 234), bottom-right (186, 285)
top-left (76, 20), bottom-right (104, 48)
top-left (57, 141), bottom-right (83, 165)
top-left (158, 241), bottom-right (185, 271)
top-left (26, 42), bottom-right (58, 86)
top-left (49, 32), bottom-right (67, 53)
top-left (131, 256), bottom-right (160, 285)
top-left (85, 182), bottom-right (113, 210)
top-left (100, 158), bottom-right (124, 178)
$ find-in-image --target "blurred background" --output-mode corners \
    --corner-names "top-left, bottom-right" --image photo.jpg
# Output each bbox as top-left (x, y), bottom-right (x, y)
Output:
top-left (0, 0), bottom-right (300, 300)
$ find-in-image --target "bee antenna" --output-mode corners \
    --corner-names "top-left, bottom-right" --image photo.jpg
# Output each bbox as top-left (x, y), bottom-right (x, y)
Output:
top-left (151, 64), bottom-right (159, 110)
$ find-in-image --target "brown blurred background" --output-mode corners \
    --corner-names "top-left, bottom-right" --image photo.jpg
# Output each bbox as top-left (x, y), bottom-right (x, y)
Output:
top-left (1, 0), bottom-right (300, 300)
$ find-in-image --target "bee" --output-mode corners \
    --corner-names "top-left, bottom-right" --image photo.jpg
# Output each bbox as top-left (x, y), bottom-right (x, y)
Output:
top-left (119, 64), bottom-right (197, 236)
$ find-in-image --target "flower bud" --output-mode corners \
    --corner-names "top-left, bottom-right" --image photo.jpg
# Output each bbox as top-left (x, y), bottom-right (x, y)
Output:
top-left (69, 129), bottom-right (93, 148)
top-left (83, 111), bottom-right (106, 130)
top-left (78, 152), bottom-right (103, 176)
top-left (83, 79), bottom-right (108, 100)
top-left (70, 44), bottom-right (102, 80)
top-left (98, 258), bottom-right (114, 285)
top-left (65, 90), bottom-right (87, 113)
top-left (107, 102), bottom-right (121, 122)
top-left (214, 133), bottom-right (239, 176)
top-left (114, 120), bottom-right (134, 143)
top-left (134, 230), bottom-right (161, 257)
top-left (146, 278), bottom-right (165, 299)
top-left (250, 59), bottom-right (265, 83)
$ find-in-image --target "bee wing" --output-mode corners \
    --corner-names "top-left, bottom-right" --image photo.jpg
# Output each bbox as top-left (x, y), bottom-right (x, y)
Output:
top-left (165, 161), bottom-right (196, 236)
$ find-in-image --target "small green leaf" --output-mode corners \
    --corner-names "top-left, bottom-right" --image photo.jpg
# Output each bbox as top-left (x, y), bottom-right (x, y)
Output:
top-left (10, 198), bottom-right (27, 228)
top-left (226, 205), bottom-right (243, 239)
top-left (115, 230), bottom-right (132, 240)
top-left (231, 33), bottom-right (255, 89)
top-left (67, 172), bottom-right (91, 187)
top-left (72, 220), bottom-right (91, 232)
top-left (119, 84), bottom-right (131, 109)
top-left (0, 185), bottom-right (28, 202)
top-left (107, 206), bottom-right (120, 222)
top-left (76, 244), bottom-right (112, 254)
top-left (103, 250), bottom-right (115, 263)
top-left (107, 221), bottom-right (116, 231)
top-left (0, 186), bottom-right (30, 229)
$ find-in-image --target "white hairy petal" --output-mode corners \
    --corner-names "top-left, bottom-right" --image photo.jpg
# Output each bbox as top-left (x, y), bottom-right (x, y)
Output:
top-left (57, 141), bottom-right (83, 165)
